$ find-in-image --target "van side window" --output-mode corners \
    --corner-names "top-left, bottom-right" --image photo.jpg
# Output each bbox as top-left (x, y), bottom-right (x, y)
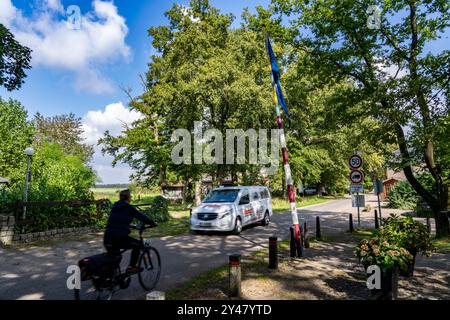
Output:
top-left (239, 193), bottom-right (250, 205)
top-left (251, 192), bottom-right (260, 201)
top-left (260, 190), bottom-right (269, 199)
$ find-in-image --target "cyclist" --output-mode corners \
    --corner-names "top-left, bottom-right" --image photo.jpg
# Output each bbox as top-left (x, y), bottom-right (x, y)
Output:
top-left (104, 189), bottom-right (157, 274)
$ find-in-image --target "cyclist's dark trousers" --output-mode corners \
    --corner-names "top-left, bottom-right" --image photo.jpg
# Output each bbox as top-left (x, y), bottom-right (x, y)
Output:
top-left (104, 234), bottom-right (141, 267)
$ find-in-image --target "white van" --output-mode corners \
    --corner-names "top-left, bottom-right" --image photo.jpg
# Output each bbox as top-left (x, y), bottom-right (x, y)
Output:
top-left (190, 186), bottom-right (273, 235)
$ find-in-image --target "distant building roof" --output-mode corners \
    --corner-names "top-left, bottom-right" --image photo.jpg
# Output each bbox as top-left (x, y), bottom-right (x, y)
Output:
top-left (385, 169), bottom-right (407, 181)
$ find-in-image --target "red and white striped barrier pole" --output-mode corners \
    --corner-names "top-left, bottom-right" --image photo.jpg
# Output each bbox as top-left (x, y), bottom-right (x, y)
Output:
top-left (266, 35), bottom-right (302, 256)
top-left (275, 103), bottom-right (302, 255)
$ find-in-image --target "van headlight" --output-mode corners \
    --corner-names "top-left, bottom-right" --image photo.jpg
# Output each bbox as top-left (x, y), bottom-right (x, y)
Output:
top-left (219, 211), bottom-right (231, 219)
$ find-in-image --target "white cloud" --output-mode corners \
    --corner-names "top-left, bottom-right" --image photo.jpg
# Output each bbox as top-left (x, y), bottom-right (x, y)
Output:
top-left (82, 102), bottom-right (143, 183)
top-left (0, 0), bottom-right (17, 25)
top-left (0, 0), bottom-right (131, 94)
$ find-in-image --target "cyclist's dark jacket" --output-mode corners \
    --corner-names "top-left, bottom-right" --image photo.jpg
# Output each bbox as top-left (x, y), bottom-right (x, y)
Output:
top-left (105, 200), bottom-right (155, 238)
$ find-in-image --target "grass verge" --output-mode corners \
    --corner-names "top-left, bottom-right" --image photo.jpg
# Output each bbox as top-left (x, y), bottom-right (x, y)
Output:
top-left (272, 196), bottom-right (338, 212)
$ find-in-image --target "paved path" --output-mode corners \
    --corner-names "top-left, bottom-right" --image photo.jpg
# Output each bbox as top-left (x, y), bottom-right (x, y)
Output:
top-left (0, 195), bottom-right (415, 300)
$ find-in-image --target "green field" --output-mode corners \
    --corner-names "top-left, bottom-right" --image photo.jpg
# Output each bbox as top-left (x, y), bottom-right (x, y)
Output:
top-left (91, 188), bottom-right (159, 204)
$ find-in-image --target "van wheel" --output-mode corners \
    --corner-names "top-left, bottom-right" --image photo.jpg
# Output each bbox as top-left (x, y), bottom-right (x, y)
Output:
top-left (261, 211), bottom-right (270, 226)
top-left (233, 218), bottom-right (242, 235)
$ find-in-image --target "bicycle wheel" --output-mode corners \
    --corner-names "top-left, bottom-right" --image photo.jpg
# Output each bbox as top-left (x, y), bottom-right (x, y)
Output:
top-left (138, 247), bottom-right (161, 291)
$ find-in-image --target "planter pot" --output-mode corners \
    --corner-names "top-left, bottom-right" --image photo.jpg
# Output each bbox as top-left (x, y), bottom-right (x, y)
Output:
top-left (400, 253), bottom-right (416, 277)
top-left (367, 266), bottom-right (399, 300)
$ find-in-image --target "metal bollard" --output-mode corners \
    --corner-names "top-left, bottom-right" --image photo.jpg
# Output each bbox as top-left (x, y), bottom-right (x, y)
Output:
top-left (229, 254), bottom-right (241, 298)
top-left (349, 213), bottom-right (354, 233)
top-left (304, 222), bottom-right (310, 248)
top-left (289, 227), bottom-right (296, 258)
top-left (375, 210), bottom-right (379, 229)
top-left (316, 216), bottom-right (321, 239)
top-left (146, 291), bottom-right (165, 300)
top-left (269, 236), bottom-right (278, 269)
top-left (296, 226), bottom-right (303, 258)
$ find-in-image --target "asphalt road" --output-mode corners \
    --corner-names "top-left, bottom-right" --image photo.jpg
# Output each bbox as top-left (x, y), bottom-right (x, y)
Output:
top-left (0, 195), bottom-right (386, 300)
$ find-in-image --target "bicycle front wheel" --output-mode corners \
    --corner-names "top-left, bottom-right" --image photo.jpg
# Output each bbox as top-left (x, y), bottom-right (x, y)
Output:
top-left (138, 247), bottom-right (161, 291)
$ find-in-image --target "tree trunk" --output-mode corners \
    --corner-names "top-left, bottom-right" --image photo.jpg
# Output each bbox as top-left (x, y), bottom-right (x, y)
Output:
top-left (194, 179), bottom-right (202, 206)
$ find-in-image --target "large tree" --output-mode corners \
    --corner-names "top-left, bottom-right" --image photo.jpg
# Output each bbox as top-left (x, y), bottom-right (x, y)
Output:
top-left (0, 23), bottom-right (32, 91)
top-left (262, 0), bottom-right (449, 236)
top-left (100, 0), bottom-right (275, 201)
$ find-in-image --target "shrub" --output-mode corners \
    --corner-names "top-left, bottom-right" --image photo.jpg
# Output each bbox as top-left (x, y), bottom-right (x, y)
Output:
top-left (354, 237), bottom-right (413, 273)
top-left (142, 196), bottom-right (170, 223)
top-left (379, 215), bottom-right (434, 257)
top-left (387, 180), bottom-right (418, 209)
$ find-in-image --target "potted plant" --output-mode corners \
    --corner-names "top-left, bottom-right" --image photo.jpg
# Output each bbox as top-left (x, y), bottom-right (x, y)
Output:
top-left (378, 215), bottom-right (434, 277)
top-left (354, 237), bottom-right (413, 300)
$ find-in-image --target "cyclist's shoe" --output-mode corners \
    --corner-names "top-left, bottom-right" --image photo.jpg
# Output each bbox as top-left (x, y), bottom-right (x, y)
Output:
top-left (127, 266), bottom-right (143, 274)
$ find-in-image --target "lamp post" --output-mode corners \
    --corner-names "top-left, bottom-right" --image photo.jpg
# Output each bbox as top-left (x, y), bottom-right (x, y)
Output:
top-left (23, 147), bottom-right (34, 221)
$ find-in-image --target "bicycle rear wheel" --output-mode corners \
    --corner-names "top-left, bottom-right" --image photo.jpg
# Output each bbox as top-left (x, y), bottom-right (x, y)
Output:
top-left (138, 247), bottom-right (161, 291)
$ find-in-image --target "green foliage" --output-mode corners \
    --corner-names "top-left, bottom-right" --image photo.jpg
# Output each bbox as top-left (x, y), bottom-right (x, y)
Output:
top-left (1, 143), bottom-right (98, 233)
top-left (0, 23), bottom-right (32, 91)
top-left (387, 174), bottom-right (436, 209)
top-left (141, 196), bottom-right (170, 223)
top-left (0, 98), bottom-right (34, 184)
top-left (33, 113), bottom-right (94, 164)
top-left (387, 180), bottom-right (419, 209)
top-left (379, 215), bottom-right (434, 257)
top-left (96, 199), bottom-right (113, 229)
top-left (354, 237), bottom-right (413, 273)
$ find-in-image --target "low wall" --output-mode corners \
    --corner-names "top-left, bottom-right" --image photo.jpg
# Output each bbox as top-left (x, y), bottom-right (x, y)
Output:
top-left (0, 215), bottom-right (99, 245)
top-left (0, 215), bottom-right (14, 245)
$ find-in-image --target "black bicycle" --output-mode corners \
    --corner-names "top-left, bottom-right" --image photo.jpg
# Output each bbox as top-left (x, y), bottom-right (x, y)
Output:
top-left (74, 224), bottom-right (161, 300)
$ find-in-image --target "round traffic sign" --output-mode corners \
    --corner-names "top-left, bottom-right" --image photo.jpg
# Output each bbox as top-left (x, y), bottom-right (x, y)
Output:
top-left (350, 170), bottom-right (364, 184)
top-left (349, 155), bottom-right (363, 169)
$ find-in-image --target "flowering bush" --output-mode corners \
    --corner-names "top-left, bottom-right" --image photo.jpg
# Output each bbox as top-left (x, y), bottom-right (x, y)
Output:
top-left (354, 237), bottom-right (413, 272)
top-left (379, 215), bottom-right (434, 257)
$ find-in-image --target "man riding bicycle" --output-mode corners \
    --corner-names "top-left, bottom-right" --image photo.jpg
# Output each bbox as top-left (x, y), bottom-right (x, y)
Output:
top-left (104, 190), bottom-right (157, 274)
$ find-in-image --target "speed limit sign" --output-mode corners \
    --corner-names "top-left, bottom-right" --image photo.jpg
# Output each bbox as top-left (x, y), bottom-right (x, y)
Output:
top-left (349, 155), bottom-right (363, 169)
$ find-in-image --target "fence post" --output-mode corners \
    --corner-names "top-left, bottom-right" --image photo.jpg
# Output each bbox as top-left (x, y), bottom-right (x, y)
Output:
top-left (229, 254), bottom-right (241, 298)
top-left (304, 222), bottom-right (310, 248)
top-left (269, 236), bottom-right (278, 270)
top-left (374, 210), bottom-right (379, 229)
top-left (316, 216), bottom-right (321, 239)
top-left (426, 217), bottom-right (431, 234)
top-left (349, 214), bottom-right (354, 233)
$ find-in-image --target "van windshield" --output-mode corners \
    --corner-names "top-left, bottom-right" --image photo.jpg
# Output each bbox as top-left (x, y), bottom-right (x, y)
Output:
top-left (204, 189), bottom-right (241, 203)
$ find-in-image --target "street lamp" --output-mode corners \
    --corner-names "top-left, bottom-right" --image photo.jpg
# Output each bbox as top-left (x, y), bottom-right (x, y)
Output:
top-left (23, 147), bottom-right (34, 221)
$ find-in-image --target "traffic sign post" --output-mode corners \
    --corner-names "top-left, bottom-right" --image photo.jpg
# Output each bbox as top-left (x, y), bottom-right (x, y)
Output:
top-left (349, 154), bottom-right (364, 228)
top-left (375, 178), bottom-right (383, 225)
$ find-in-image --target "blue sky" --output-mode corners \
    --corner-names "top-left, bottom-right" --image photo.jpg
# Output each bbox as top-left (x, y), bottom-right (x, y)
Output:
top-left (0, 0), bottom-right (269, 184)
